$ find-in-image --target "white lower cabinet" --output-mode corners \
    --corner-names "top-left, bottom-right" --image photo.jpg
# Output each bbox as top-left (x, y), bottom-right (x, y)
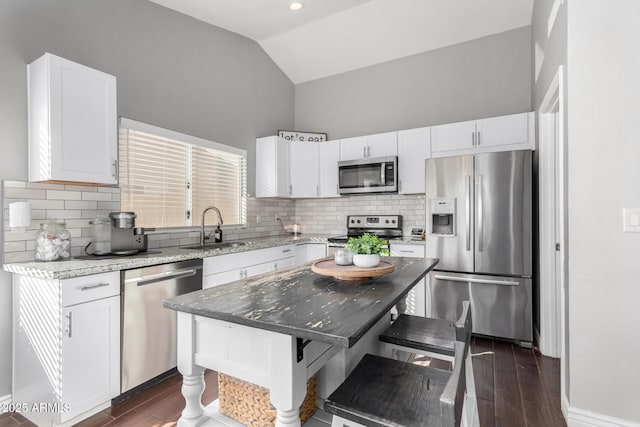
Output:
top-left (203, 245), bottom-right (296, 289)
top-left (390, 244), bottom-right (426, 317)
top-left (13, 271), bottom-right (120, 426)
top-left (295, 243), bottom-right (328, 264)
top-left (61, 296), bottom-right (120, 423)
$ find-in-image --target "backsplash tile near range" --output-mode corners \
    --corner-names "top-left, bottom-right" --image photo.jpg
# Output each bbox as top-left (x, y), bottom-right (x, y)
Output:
top-left (294, 194), bottom-right (425, 236)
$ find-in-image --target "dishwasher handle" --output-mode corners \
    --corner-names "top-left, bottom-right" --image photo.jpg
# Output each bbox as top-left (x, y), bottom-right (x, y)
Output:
top-left (126, 266), bottom-right (202, 287)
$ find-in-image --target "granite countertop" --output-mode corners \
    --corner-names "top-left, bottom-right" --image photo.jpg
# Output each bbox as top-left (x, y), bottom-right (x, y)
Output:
top-left (2, 235), bottom-right (330, 280)
top-left (164, 257), bottom-right (439, 348)
top-left (2, 234), bottom-right (425, 280)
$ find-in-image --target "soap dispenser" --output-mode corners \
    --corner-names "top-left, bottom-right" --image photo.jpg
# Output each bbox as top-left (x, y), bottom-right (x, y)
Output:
top-left (214, 224), bottom-right (222, 243)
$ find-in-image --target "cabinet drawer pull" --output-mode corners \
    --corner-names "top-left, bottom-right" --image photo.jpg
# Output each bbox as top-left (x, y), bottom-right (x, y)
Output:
top-left (399, 250), bottom-right (416, 253)
top-left (66, 312), bottom-right (72, 338)
top-left (282, 249), bottom-right (292, 253)
top-left (80, 282), bottom-right (110, 291)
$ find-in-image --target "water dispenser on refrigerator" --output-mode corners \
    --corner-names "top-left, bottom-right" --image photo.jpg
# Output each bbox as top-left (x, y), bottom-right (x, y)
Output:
top-left (430, 198), bottom-right (456, 236)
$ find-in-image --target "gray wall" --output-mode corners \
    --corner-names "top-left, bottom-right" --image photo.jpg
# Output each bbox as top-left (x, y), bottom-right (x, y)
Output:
top-left (0, 0), bottom-right (294, 396)
top-left (565, 1), bottom-right (640, 423)
top-left (294, 27), bottom-right (531, 139)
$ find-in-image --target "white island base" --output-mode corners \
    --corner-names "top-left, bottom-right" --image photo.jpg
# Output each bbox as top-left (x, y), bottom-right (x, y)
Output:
top-left (175, 311), bottom-right (390, 427)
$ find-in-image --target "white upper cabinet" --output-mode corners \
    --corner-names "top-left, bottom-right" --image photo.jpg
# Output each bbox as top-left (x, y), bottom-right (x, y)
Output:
top-left (256, 136), bottom-right (290, 197)
top-left (431, 120), bottom-right (477, 154)
top-left (397, 127), bottom-right (431, 194)
top-left (339, 131), bottom-right (397, 161)
top-left (290, 141), bottom-right (320, 197)
top-left (431, 112), bottom-right (534, 158)
top-left (28, 53), bottom-right (117, 185)
top-left (476, 112), bottom-right (533, 149)
top-left (318, 140), bottom-right (340, 197)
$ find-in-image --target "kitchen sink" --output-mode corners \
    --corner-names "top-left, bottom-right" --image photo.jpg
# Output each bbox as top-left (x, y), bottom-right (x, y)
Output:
top-left (180, 241), bottom-right (250, 250)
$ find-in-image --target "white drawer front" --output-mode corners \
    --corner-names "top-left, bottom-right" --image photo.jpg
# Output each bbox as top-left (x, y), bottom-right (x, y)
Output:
top-left (204, 245), bottom-right (296, 275)
top-left (61, 271), bottom-right (120, 307)
top-left (390, 244), bottom-right (425, 258)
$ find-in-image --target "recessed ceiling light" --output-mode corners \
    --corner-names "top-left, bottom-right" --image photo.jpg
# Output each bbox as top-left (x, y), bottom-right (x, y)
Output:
top-left (289, 2), bottom-right (304, 11)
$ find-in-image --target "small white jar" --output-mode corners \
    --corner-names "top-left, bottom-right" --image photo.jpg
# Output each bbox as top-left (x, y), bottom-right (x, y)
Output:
top-left (334, 248), bottom-right (353, 265)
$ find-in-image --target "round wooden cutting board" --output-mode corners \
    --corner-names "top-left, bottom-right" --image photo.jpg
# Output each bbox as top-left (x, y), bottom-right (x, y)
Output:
top-left (311, 258), bottom-right (395, 281)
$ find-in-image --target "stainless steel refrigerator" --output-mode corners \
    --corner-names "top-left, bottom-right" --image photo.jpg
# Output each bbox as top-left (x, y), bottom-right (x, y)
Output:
top-left (425, 150), bottom-right (532, 343)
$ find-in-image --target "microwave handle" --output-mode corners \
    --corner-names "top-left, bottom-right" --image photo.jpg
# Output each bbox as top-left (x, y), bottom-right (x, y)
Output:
top-left (380, 162), bottom-right (386, 185)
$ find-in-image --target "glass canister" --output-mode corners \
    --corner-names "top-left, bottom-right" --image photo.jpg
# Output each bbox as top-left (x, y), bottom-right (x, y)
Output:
top-left (89, 216), bottom-right (111, 255)
top-left (35, 221), bottom-right (71, 261)
top-left (334, 248), bottom-right (353, 266)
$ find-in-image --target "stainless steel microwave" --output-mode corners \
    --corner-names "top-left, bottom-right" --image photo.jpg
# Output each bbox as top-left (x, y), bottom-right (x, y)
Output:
top-left (338, 156), bottom-right (398, 195)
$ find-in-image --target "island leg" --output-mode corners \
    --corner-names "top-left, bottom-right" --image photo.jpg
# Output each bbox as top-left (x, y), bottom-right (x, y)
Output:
top-left (269, 334), bottom-right (307, 427)
top-left (176, 312), bottom-right (206, 427)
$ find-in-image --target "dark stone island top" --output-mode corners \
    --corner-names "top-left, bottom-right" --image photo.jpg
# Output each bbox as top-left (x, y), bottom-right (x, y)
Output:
top-left (164, 257), bottom-right (439, 348)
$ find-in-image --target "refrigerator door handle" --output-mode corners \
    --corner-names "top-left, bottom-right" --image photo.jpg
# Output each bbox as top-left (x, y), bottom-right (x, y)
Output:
top-left (465, 175), bottom-right (471, 251)
top-left (433, 274), bottom-right (519, 287)
top-left (477, 174), bottom-right (484, 252)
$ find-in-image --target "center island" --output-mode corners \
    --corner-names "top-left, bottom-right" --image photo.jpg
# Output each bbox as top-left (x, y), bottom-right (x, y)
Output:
top-left (164, 256), bottom-right (439, 427)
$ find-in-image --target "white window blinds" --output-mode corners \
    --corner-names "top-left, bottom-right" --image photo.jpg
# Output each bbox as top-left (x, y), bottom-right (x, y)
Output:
top-left (119, 119), bottom-right (247, 228)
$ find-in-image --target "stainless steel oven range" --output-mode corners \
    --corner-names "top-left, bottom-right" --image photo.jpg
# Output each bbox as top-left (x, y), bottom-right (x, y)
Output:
top-left (327, 214), bottom-right (403, 256)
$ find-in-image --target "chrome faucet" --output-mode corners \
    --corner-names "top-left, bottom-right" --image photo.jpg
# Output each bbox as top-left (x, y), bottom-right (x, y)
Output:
top-left (201, 206), bottom-right (223, 245)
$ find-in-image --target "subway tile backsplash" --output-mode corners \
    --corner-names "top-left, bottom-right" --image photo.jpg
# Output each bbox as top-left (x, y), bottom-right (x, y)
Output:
top-left (293, 194), bottom-right (425, 236)
top-left (2, 180), bottom-right (296, 263)
top-left (2, 180), bottom-right (424, 263)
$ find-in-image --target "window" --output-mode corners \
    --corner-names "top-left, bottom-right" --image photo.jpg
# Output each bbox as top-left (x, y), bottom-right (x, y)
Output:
top-left (118, 118), bottom-right (247, 228)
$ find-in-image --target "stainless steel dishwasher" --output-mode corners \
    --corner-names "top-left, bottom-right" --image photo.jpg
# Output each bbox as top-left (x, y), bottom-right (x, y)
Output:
top-left (121, 259), bottom-right (202, 393)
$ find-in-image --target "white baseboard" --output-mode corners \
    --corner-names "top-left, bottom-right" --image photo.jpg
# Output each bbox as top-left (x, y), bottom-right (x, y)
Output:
top-left (568, 405), bottom-right (640, 427)
top-left (0, 394), bottom-right (12, 413)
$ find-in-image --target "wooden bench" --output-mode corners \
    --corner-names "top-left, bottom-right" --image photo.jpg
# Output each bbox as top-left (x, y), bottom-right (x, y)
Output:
top-left (379, 301), bottom-right (471, 360)
top-left (324, 340), bottom-right (469, 427)
top-left (323, 301), bottom-right (473, 427)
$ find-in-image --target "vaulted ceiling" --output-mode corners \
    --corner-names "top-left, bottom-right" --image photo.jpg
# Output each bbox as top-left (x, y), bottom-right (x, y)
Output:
top-left (148, 0), bottom-right (534, 84)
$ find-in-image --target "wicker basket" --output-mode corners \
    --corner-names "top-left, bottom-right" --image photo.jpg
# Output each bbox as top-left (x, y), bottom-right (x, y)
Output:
top-left (218, 373), bottom-right (317, 427)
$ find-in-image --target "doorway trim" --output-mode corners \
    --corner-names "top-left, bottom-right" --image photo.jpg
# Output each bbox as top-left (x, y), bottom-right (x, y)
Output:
top-left (538, 65), bottom-right (565, 360)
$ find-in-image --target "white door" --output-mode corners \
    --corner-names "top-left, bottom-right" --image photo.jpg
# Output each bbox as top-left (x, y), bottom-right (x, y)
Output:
top-left (51, 55), bottom-right (117, 184)
top-left (366, 132), bottom-right (398, 158)
top-left (397, 127), bottom-right (430, 194)
top-left (475, 112), bottom-right (530, 148)
top-left (290, 142), bottom-right (320, 197)
top-left (256, 136), bottom-right (290, 198)
top-left (339, 136), bottom-right (368, 160)
top-left (431, 120), bottom-right (477, 154)
top-left (538, 66), bottom-right (565, 362)
top-left (61, 296), bottom-right (120, 422)
top-left (390, 244), bottom-right (426, 317)
top-left (203, 268), bottom-right (246, 288)
top-left (318, 140), bottom-right (340, 197)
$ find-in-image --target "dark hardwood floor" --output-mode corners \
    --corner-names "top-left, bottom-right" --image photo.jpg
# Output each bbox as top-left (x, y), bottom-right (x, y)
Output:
top-left (0, 338), bottom-right (566, 427)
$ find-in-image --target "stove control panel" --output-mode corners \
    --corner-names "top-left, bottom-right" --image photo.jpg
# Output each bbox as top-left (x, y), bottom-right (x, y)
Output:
top-left (347, 215), bottom-right (402, 229)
